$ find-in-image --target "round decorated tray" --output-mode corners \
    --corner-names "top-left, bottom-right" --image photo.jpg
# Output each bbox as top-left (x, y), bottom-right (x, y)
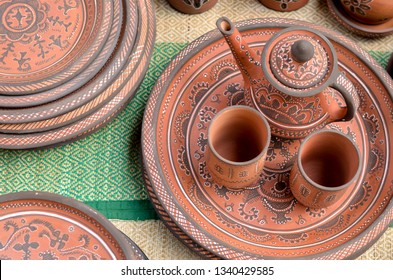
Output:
top-left (0, 191), bottom-right (145, 260)
top-left (0, 0), bottom-right (124, 109)
top-left (142, 18), bottom-right (393, 259)
top-left (0, 0), bottom-right (113, 95)
top-left (327, 0), bottom-right (393, 38)
top-left (0, 0), bottom-right (155, 149)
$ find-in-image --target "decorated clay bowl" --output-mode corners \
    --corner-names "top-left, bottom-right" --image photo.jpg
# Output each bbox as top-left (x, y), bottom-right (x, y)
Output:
top-left (339, 0), bottom-right (393, 25)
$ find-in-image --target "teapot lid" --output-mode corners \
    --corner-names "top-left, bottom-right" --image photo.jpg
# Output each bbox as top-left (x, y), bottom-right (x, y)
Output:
top-left (262, 27), bottom-right (338, 97)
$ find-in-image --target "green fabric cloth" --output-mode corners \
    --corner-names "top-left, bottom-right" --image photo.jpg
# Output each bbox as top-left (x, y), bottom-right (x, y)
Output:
top-left (0, 44), bottom-right (391, 224)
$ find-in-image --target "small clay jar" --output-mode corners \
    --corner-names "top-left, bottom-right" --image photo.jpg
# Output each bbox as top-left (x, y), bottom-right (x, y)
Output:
top-left (258, 0), bottom-right (309, 12)
top-left (166, 0), bottom-right (218, 14)
top-left (339, 0), bottom-right (393, 25)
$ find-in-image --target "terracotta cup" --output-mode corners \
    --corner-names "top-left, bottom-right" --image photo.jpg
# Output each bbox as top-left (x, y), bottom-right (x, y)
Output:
top-left (289, 130), bottom-right (361, 208)
top-left (258, 0), bottom-right (309, 12)
top-left (339, 0), bottom-right (393, 25)
top-left (207, 106), bottom-right (271, 189)
top-left (166, 0), bottom-right (218, 14)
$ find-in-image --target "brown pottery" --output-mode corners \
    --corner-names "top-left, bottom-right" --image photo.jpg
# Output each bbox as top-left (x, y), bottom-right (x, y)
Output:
top-left (216, 17), bottom-right (360, 139)
top-left (0, 192), bottom-right (147, 260)
top-left (258, 0), bottom-right (308, 12)
top-left (0, 0), bottom-right (156, 149)
top-left (166, 0), bottom-right (218, 14)
top-left (289, 130), bottom-right (362, 209)
top-left (0, 0), bottom-right (111, 95)
top-left (0, 0), bottom-right (125, 108)
top-left (207, 105), bottom-right (271, 189)
top-left (142, 17), bottom-right (393, 259)
top-left (339, 0), bottom-right (393, 25)
top-left (327, 0), bottom-right (393, 38)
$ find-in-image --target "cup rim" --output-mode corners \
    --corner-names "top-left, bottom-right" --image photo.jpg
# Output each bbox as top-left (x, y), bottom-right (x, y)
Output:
top-left (297, 129), bottom-right (362, 191)
top-left (207, 105), bottom-right (271, 166)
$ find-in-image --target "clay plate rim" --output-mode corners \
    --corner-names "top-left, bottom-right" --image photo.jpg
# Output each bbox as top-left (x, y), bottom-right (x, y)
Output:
top-left (118, 230), bottom-right (149, 260)
top-left (141, 17), bottom-right (393, 259)
top-left (0, 191), bottom-right (136, 260)
top-left (0, 0), bottom-right (156, 149)
top-left (327, 0), bottom-right (393, 38)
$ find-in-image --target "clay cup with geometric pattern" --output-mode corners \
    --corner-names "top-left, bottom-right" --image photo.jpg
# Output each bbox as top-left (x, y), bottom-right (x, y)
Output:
top-left (207, 106), bottom-right (271, 189)
top-left (289, 130), bottom-right (362, 209)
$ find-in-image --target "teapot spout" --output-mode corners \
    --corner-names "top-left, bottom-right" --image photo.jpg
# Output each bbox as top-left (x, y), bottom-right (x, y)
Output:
top-left (216, 17), bottom-right (264, 85)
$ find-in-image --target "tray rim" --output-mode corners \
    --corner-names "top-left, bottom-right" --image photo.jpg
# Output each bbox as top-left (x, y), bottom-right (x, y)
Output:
top-left (142, 17), bottom-right (393, 260)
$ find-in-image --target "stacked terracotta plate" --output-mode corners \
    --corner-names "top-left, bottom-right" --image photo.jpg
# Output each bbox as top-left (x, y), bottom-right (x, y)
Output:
top-left (0, 0), bottom-right (156, 149)
top-left (142, 18), bottom-right (393, 259)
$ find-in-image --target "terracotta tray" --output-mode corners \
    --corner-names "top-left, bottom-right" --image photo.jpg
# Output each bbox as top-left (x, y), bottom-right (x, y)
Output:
top-left (142, 18), bottom-right (393, 259)
top-left (0, 0), bottom-right (125, 109)
top-left (0, 191), bottom-right (146, 260)
top-left (0, 0), bottom-right (155, 149)
top-left (327, 0), bottom-right (393, 38)
top-left (0, 0), bottom-right (113, 95)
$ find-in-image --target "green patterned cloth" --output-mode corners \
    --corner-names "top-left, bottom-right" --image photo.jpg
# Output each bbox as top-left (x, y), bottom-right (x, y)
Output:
top-left (0, 44), bottom-right (392, 225)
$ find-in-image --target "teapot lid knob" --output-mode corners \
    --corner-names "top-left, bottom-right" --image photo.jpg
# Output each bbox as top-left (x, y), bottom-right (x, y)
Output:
top-left (262, 27), bottom-right (337, 93)
top-left (291, 40), bottom-right (314, 63)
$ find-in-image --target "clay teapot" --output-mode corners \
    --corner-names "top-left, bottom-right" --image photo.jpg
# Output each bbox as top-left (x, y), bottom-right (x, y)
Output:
top-left (216, 17), bottom-right (359, 139)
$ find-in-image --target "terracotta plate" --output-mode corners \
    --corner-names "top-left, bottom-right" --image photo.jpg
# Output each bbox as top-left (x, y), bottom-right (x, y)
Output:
top-left (0, 0), bottom-right (131, 125)
top-left (0, 191), bottom-right (145, 260)
top-left (0, 0), bottom-right (124, 109)
top-left (0, 0), bottom-right (130, 131)
top-left (0, 0), bottom-right (155, 149)
top-left (0, 0), bottom-right (113, 95)
top-left (142, 18), bottom-right (393, 259)
top-left (327, 0), bottom-right (393, 38)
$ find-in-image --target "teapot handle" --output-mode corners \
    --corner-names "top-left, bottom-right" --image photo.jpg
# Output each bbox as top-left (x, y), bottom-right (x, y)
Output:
top-left (329, 72), bottom-right (360, 122)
